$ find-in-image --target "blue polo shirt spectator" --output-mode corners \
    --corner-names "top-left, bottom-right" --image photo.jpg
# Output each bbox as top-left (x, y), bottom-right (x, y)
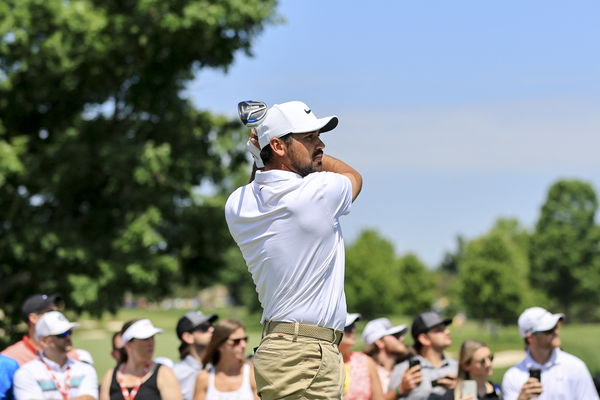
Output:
top-left (0, 354), bottom-right (19, 400)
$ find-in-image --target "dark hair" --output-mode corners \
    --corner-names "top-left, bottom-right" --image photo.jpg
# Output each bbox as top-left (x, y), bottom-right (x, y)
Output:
top-left (201, 319), bottom-right (244, 367)
top-left (117, 319), bottom-right (140, 365)
top-left (259, 133), bottom-right (292, 165)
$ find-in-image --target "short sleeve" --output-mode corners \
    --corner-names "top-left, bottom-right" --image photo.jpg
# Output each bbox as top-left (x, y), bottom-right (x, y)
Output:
top-left (304, 172), bottom-right (353, 219)
top-left (13, 366), bottom-right (44, 400)
top-left (77, 363), bottom-right (99, 399)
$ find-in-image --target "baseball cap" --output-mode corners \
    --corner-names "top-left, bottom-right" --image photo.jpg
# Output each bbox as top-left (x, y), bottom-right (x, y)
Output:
top-left (35, 311), bottom-right (79, 340)
top-left (255, 101), bottom-right (338, 149)
top-left (176, 311), bottom-right (218, 339)
top-left (22, 294), bottom-right (63, 322)
top-left (121, 319), bottom-right (163, 344)
top-left (345, 313), bottom-right (361, 328)
top-left (411, 311), bottom-right (452, 341)
top-left (362, 318), bottom-right (408, 345)
top-left (518, 307), bottom-right (564, 337)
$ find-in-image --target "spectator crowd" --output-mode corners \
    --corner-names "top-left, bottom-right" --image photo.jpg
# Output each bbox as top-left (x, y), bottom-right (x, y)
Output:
top-left (1, 293), bottom-right (598, 400)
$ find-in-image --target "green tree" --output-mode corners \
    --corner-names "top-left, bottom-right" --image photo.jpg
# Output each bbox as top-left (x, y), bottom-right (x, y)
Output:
top-left (345, 229), bottom-right (401, 317)
top-left (396, 253), bottom-right (434, 316)
top-left (458, 218), bottom-right (532, 324)
top-left (0, 0), bottom-right (278, 341)
top-left (530, 179), bottom-right (599, 319)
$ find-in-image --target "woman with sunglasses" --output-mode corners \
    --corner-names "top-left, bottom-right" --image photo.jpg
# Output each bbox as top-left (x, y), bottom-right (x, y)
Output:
top-left (193, 319), bottom-right (259, 400)
top-left (340, 314), bottom-right (384, 400)
top-left (99, 319), bottom-right (182, 400)
top-left (454, 340), bottom-right (502, 400)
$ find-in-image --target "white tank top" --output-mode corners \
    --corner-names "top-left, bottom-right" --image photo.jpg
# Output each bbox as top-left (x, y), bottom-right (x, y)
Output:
top-left (206, 363), bottom-right (254, 400)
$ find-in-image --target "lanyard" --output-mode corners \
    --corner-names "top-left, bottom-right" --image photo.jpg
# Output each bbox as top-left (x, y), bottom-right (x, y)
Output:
top-left (39, 356), bottom-right (71, 400)
top-left (117, 363), bottom-right (152, 400)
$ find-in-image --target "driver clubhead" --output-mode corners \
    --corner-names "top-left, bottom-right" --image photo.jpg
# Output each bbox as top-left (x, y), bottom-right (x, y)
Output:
top-left (238, 100), bottom-right (268, 127)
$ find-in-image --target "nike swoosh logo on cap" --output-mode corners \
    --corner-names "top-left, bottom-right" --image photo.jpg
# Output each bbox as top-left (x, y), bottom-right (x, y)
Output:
top-left (304, 108), bottom-right (311, 114)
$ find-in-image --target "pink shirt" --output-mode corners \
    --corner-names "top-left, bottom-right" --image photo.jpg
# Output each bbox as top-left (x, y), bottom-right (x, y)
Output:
top-left (344, 352), bottom-right (371, 400)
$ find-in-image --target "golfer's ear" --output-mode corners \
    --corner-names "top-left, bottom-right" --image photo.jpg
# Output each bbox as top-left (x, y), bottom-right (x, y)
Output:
top-left (270, 137), bottom-right (287, 157)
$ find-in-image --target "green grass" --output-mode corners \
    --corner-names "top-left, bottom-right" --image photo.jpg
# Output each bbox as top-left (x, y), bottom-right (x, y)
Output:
top-left (73, 309), bottom-right (600, 385)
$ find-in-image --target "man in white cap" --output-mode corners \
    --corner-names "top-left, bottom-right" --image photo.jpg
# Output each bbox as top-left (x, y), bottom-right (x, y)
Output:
top-left (502, 306), bottom-right (598, 400)
top-left (13, 311), bottom-right (98, 400)
top-left (362, 318), bottom-right (409, 392)
top-left (172, 310), bottom-right (218, 400)
top-left (225, 100), bottom-right (362, 399)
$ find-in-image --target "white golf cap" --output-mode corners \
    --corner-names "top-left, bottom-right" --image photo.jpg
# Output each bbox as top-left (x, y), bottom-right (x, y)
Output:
top-left (121, 319), bottom-right (164, 344)
top-left (362, 318), bottom-right (408, 345)
top-left (35, 311), bottom-right (80, 339)
top-left (345, 313), bottom-right (361, 328)
top-left (518, 307), bottom-right (564, 337)
top-left (256, 101), bottom-right (338, 149)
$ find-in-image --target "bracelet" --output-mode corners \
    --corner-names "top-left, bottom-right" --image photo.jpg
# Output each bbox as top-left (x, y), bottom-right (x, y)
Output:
top-left (394, 387), bottom-right (403, 398)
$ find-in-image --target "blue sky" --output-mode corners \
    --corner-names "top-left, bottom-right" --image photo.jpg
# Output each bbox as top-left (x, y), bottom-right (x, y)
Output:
top-left (188, 1), bottom-right (600, 266)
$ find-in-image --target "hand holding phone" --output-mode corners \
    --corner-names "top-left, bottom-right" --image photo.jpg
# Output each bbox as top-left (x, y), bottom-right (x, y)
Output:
top-left (461, 380), bottom-right (477, 398)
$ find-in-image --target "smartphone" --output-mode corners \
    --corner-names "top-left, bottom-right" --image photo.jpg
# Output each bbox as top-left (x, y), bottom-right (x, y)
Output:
top-left (461, 380), bottom-right (477, 398)
top-left (408, 358), bottom-right (420, 369)
top-left (529, 368), bottom-right (541, 381)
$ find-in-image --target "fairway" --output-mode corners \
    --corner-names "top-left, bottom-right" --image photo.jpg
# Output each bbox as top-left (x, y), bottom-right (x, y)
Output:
top-left (71, 308), bottom-right (600, 384)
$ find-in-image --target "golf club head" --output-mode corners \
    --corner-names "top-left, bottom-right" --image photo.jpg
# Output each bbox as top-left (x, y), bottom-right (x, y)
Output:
top-left (238, 100), bottom-right (268, 127)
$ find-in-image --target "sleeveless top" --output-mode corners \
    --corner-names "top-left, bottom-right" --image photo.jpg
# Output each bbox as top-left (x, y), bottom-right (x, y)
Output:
top-left (344, 352), bottom-right (372, 400)
top-left (206, 363), bottom-right (254, 400)
top-left (109, 364), bottom-right (162, 400)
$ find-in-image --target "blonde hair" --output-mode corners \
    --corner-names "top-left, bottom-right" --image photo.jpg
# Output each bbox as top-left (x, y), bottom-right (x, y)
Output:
top-left (455, 339), bottom-right (488, 400)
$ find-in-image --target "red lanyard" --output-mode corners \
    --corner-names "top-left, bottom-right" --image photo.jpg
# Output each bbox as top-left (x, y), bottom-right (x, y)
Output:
top-left (39, 356), bottom-right (71, 400)
top-left (117, 363), bottom-right (152, 400)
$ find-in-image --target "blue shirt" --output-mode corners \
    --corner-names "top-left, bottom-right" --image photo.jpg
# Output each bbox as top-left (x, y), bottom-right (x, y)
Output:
top-left (0, 354), bottom-right (19, 400)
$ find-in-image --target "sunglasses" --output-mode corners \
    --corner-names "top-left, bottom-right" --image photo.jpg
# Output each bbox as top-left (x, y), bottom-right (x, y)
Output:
top-left (473, 354), bottom-right (494, 367)
top-left (54, 329), bottom-right (73, 339)
top-left (193, 323), bottom-right (213, 333)
top-left (228, 336), bottom-right (249, 346)
top-left (535, 327), bottom-right (557, 335)
top-left (344, 323), bottom-right (356, 333)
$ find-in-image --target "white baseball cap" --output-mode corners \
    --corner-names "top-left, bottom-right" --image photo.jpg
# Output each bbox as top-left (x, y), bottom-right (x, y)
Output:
top-left (256, 101), bottom-right (338, 149)
top-left (345, 313), bottom-right (361, 328)
top-left (362, 318), bottom-right (408, 345)
top-left (518, 307), bottom-right (564, 337)
top-left (121, 319), bottom-right (164, 344)
top-left (35, 311), bottom-right (80, 339)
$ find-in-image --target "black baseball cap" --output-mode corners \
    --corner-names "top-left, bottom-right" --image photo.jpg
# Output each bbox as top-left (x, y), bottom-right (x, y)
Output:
top-left (411, 311), bottom-right (452, 341)
top-left (21, 294), bottom-right (63, 322)
top-left (176, 311), bottom-right (218, 339)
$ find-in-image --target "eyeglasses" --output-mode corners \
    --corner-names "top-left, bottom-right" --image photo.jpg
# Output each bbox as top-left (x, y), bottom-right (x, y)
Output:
top-left (54, 330), bottom-right (73, 339)
top-left (473, 354), bottom-right (494, 367)
top-left (227, 336), bottom-right (248, 346)
top-left (193, 323), bottom-right (213, 333)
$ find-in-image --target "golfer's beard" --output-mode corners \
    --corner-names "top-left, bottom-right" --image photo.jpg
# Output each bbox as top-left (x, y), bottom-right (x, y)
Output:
top-left (292, 151), bottom-right (323, 177)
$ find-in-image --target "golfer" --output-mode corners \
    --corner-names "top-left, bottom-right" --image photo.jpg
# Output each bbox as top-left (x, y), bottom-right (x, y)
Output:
top-left (225, 100), bottom-right (362, 399)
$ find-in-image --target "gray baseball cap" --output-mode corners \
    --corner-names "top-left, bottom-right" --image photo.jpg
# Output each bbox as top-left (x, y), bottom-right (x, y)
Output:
top-left (176, 311), bottom-right (218, 339)
top-left (411, 311), bottom-right (452, 341)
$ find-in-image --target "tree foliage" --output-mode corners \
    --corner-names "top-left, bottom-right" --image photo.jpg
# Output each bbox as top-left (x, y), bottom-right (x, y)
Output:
top-left (345, 229), bottom-right (433, 318)
top-left (396, 253), bottom-right (434, 316)
top-left (529, 179), bottom-right (600, 319)
top-left (458, 218), bottom-right (532, 324)
top-left (0, 0), bottom-right (278, 340)
top-left (345, 230), bottom-right (400, 317)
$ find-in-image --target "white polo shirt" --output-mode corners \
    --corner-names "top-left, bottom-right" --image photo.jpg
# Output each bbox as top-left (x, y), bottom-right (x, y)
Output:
top-left (13, 354), bottom-right (98, 400)
top-left (502, 348), bottom-right (598, 400)
top-left (225, 170), bottom-right (353, 331)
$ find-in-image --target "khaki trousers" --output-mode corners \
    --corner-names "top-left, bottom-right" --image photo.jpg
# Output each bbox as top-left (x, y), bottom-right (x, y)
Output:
top-left (253, 332), bottom-right (344, 399)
